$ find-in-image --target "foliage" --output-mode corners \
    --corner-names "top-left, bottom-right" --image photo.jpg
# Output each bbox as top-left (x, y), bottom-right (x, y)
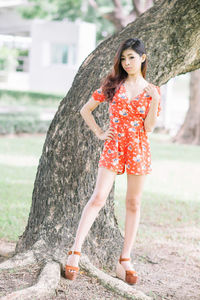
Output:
top-left (0, 47), bottom-right (30, 72)
top-left (0, 46), bottom-right (18, 71)
top-left (18, 0), bottom-right (133, 42)
top-left (0, 114), bottom-right (51, 134)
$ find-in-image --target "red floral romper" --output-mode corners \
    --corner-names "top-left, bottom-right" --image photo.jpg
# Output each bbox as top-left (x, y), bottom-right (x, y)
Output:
top-left (92, 82), bottom-right (161, 175)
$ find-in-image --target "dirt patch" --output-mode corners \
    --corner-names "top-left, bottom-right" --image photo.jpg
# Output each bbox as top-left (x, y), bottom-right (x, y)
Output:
top-left (133, 225), bottom-right (200, 299)
top-left (50, 272), bottom-right (127, 300)
top-left (0, 239), bottom-right (16, 258)
top-left (0, 225), bottom-right (200, 299)
top-left (0, 263), bottom-right (41, 297)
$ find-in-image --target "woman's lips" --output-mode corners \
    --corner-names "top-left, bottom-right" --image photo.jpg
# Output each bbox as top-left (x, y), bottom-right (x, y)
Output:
top-left (125, 67), bottom-right (132, 70)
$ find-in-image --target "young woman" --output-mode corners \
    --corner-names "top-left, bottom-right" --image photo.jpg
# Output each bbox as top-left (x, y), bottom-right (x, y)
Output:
top-left (65, 38), bottom-right (161, 284)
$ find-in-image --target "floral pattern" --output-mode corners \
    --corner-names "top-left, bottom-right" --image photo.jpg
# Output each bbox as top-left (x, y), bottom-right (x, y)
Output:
top-left (92, 82), bottom-right (161, 175)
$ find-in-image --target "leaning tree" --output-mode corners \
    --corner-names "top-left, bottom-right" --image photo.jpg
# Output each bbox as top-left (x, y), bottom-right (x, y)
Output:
top-left (1, 0), bottom-right (200, 299)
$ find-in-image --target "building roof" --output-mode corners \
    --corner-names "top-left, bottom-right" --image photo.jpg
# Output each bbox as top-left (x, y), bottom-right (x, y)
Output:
top-left (0, 0), bottom-right (27, 8)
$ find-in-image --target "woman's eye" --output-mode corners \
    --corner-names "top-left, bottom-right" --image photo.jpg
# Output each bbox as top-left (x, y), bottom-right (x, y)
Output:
top-left (121, 57), bottom-right (134, 60)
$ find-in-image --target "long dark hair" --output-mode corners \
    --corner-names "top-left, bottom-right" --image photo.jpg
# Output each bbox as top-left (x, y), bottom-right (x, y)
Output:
top-left (101, 38), bottom-right (147, 103)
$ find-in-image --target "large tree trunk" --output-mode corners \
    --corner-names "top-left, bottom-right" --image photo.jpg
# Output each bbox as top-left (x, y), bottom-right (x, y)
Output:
top-left (172, 69), bottom-right (200, 145)
top-left (5, 0), bottom-right (199, 290)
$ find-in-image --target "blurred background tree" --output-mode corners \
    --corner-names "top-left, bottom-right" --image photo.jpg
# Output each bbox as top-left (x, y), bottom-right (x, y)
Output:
top-left (19, 0), bottom-right (154, 42)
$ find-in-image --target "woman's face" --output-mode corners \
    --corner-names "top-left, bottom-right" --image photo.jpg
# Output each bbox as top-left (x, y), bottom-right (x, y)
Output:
top-left (120, 48), bottom-right (145, 75)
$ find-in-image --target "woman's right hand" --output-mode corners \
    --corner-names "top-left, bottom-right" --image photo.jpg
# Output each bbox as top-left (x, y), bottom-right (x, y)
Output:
top-left (98, 126), bottom-right (115, 141)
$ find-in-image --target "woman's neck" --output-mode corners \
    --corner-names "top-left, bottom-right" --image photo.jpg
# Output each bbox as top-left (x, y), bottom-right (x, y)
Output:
top-left (125, 73), bottom-right (144, 84)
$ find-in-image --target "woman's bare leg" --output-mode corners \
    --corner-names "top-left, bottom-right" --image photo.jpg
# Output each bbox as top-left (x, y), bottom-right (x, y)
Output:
top-left (66, 166), bottom-right (117, 267)
top-left (120, 173), bottom-right (147, 271)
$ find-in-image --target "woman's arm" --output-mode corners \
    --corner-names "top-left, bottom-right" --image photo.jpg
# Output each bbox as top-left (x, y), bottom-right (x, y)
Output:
top-left (80, 97), bottom-right (104, 139)
top-left (144, 85), bottom-right (161, 132)
top-left (144, 97), bottom-right (159, 132)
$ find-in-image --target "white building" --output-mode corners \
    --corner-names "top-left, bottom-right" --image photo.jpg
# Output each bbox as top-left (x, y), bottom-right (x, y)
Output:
top-left (0, 0), bottom-right (31, 36)
top-left (0, 0), bottom-right (96, 94)
top-left (29, 19), bottom-right (96, 94)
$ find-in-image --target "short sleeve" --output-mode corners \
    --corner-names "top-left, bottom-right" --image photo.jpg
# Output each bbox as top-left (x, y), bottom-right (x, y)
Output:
top-left (91, 86), bottom-right (106, 103)
top-left (156, 86), bottom-right (162, 117)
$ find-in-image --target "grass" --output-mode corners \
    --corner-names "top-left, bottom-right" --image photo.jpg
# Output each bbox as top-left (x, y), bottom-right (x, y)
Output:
top-left (0, 89), bottom-right (63, 100)
top-left (0, 132), bottom-right (199, 242)
top-left (0, 135), bottom-right (45, 241)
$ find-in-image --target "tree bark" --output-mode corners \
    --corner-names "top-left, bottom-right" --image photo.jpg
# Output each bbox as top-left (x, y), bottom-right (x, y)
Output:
top-left (15, 0), bottom-right (200, 272)
top-left (172, 69), bottom-right (200, 145)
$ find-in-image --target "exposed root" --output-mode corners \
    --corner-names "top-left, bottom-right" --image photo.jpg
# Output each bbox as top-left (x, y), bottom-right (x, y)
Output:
top-left (1, 260), bottom-right (60, 300)
top-left (79, 254), bottom-right (152, 300)
top-left (0, 250), bottom-right (36, 270)
top-left (0, 242), bottom-right (151, 299)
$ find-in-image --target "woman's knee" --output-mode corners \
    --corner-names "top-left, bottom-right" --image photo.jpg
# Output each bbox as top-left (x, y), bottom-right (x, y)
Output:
top-left (88, 192), bottom-right (107, 207)
top-left (126, 195), bottom-right (141, 212)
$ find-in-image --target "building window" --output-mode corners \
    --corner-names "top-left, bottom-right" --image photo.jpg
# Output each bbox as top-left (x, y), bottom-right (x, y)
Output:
top-left (50, 43), bottom-right (76, 65)
top-left (51, 44), bottom-right (68, 64)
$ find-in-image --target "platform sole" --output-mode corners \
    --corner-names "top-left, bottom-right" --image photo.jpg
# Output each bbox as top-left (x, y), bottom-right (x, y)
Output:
top-left (116, 261), bottom-right (138, 284)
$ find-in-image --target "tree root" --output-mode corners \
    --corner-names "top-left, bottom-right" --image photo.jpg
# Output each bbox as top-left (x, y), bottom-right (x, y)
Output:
top-left (1, 260), bottom-right (60, 300)
top-left (0, 250), bottom-right (36, 270)
top-left (79, 254), bottom-right (152, 300)
top-left (0, 243), bottom-right (151, 299)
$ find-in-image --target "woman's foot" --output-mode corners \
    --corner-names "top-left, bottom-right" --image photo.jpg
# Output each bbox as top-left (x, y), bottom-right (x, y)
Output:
top-left (66, 250), bottom-right (81, 268)
top-left (65, 250), bottom-right (81, 280)
top-left (120, 259), bottom-right (135, 271)
top-left (116, 255), bottom-right (138, 284)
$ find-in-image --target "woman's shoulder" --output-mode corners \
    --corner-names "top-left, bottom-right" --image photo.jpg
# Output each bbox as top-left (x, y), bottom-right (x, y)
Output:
top-left (145, 81), bottom-right (157, 86)
top-left (147, 81), bottom-right (160, 90)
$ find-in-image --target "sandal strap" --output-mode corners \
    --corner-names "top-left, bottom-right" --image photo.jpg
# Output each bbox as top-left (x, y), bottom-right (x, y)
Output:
top-left (126, 270), bottom-right (137, 275)
top-left (68, 250), bottom-right (81, 256)
top-left (65, 265), bottom-right (79, 271)
top-left (119, 256), bottom-right (130, 262)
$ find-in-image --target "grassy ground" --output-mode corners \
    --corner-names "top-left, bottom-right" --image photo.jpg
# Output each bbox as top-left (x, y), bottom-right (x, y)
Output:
top-left (0, 132), bottom-right (199, 243)
top-left (0, 135), bottom-right (45, 241)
